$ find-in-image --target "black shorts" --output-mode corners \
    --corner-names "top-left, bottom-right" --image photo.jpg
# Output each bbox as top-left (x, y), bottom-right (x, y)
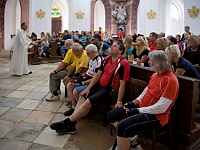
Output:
top-left (85, 84), bottom-right (111, 107)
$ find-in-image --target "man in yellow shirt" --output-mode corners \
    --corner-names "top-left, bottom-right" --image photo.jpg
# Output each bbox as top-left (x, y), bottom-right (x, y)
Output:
top-left (46, 39), bottom-right (75, 101)
top-left (63, 43), bottom-right (89, 86)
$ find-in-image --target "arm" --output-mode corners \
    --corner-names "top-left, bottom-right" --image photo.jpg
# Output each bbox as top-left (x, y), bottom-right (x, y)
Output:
top-left (140, 55), bottom-right (148, 64)
top-left (128, 54), bottom-right (134, 63)
top-left (80, 70), bottom-right (102, 97)
top-left (49, 62), bottom-right (67, 76)
top-left (175, 68), bottom-right (186, 75)
top-left (76, 67), bottom-right (87, 74)
top-left (138, 97), bottom-right (173, 114)
top-left (115, 79), bottom-right (126, 108)
top-left (67, 66), bottom-right (76, 76)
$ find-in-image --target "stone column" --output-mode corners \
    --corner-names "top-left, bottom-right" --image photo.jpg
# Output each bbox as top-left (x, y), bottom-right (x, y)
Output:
top-left (0, 0), bottom-right (7, 50)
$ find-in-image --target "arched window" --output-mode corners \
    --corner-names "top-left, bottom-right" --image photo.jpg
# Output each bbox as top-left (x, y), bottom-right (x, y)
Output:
top-left (171, 3), bottom-right (179, 20)
top-left (94, 0), bottom-right (105, 31)
top-left (170, 0), bottom-right (184, 36)
top-left (51, 5), bottom-right (61, 18)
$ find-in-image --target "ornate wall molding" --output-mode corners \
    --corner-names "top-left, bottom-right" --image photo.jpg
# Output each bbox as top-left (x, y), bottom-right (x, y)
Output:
top-left (187, 6), bottom-right (199, 19)
top-left (75, 11), bottom-right (84, 20)
top-left (146, 9), bottom-right (156, 20)
top-left (36, 9), bottom-right (46, 19)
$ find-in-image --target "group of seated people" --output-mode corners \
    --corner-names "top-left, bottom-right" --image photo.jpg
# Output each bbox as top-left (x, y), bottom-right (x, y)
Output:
top-left (43, 27), bottom-right (200, 150)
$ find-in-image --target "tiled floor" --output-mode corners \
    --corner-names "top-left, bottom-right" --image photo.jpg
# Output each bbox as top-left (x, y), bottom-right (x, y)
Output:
top-left (0, 50), bottom-right (170, 150)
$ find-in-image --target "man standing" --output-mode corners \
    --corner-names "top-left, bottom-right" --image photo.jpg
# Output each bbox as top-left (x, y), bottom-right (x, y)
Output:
top-left (46, 39), bottom-right (75, 101)
top-left (50, 41), bottom-right (130, 135)
top-left (10, 22), bottom-right (37, 76)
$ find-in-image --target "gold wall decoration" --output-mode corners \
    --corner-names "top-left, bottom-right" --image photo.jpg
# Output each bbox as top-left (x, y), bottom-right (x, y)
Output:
top-left (146, 10), bottom-right (156, 20)
top-left (36, 9), bottom-right (46, 19)
top-left (75, 11), bottom-right (85, 20)
top-left (187, 6), bottom-right (199, 19)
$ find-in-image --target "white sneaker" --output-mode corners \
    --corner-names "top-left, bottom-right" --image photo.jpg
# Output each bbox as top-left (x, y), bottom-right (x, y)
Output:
top-left (57, 89), bottom-right (61, 94)
top-left (46, 95), bottom-right (60, 101)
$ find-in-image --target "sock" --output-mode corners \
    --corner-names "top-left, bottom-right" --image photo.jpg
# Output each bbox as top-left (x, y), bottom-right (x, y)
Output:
top-left (64, 118), bottom-right (77, 127)
top-left (53, 91), bottom-right (58, 96)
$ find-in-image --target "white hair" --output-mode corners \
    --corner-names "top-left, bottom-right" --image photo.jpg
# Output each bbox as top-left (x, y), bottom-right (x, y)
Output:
top-left (85, 44), bottom-right (98, 53)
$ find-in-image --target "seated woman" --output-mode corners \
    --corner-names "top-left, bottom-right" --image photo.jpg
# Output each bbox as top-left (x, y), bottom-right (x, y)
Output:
top-left (64, 44), bottom-right (103, 116)
top-left (165, 45), bottom-right (200, 80)
top-left (123, 35), bottom-right (133, 60)
top-left (78, 31), bottom-right (87, 48)
top-left (156, 37), bottom-right (169, 51)
top-left (107, 50), bottom-right (179, 150)
top-left (129, 36), bottom-right (150, 67)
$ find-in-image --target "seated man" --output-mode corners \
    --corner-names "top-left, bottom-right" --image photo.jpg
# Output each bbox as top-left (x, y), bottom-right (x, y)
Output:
top-left (62, 42), bottom-right (89, 92)
top-left (183, 35), bottom-right (200, 67)
top-left (50, 41), bottom-right (130, 134)
top-left (107, 51), bottom-right (179, 150)
top-left (46, 39), bottom-right (75, 101)
top-left (64, 44), bottom-right (103, 116)
top-left (93, 34), bottom-right (110, 56)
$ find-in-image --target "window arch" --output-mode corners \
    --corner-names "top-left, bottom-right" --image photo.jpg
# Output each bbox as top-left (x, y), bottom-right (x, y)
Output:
top-left (170, 0), bottom-right (184, 36)
top-left (94, 0), bottom-right (105, 31)
top-left (171, 3), bottom-right (179, 20)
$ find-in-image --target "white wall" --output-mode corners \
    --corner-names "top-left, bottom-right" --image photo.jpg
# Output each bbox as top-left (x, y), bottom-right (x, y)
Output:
top-left (68, 0), bottom-right (91, 32)
top-left (184, 0), bottom-right (200, 35)
top-left (29, 0), bottom-right (53, 36)
top-left (137, 0), bottom-right (185, 37)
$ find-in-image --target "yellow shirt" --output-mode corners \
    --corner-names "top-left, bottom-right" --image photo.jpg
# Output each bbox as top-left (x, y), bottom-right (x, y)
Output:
top-left (62, 49), bottom-right (75, 70)
top-left (71, 50), bottom-right (89, 73)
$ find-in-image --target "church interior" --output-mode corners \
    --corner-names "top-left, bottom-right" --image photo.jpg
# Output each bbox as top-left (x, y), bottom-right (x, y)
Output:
top-left (0, 0), bottom-right (200, 150)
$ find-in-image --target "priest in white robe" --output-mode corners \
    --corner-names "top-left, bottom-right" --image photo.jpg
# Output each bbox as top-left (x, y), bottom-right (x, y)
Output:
top-left (9, 22), bottom-right (35, 76)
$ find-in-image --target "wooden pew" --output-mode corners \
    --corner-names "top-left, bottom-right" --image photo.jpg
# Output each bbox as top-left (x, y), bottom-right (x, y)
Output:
top-left (129, 64), bottom-right (200, 150)
top-left (28, 45), bottom-right (42, 65)
top-left (48, 42), bottom-right (62, 62)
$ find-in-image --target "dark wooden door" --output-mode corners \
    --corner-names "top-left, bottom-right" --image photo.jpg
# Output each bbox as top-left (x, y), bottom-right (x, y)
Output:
top-left (52, 17), bottom-right (62, 33)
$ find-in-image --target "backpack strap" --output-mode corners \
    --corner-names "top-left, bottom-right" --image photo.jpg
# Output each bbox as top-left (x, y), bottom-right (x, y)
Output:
top-left (106, 57), bottom-right (125, 89)
top-left (99, 42), bottom-right (104, 53)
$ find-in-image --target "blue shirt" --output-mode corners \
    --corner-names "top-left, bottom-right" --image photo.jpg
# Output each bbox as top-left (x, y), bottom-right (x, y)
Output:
top-left (173, 57), bottom-right (200, 80)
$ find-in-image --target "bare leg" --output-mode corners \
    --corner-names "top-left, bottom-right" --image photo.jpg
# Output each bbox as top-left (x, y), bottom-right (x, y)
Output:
top-left (67, 82), bottom-right (76, 107)
top-left (73, 89), bottom-right (79, 101)
top-left (74, 95), bottom-right (85, 109)
top-left (117, 136), bottom-right (130, 150)
top-left (69, 98), bottom-right (92, 122)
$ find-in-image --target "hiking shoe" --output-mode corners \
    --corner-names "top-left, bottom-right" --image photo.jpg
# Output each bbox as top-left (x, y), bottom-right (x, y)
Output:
top-left (50, 121), bottom-right (67, 130)
top-left (64, 108), bottom-right (74, 116)
top-left (57, 89), bottom-right (61, 94)
top-left (46, 95), bottom-right (60, 101)
top-left (56, 126), bottom-right (76, 135)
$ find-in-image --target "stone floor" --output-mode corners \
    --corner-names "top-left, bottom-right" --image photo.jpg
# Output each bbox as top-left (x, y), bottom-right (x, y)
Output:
top-left (0, 50), bottom-right (170, 150)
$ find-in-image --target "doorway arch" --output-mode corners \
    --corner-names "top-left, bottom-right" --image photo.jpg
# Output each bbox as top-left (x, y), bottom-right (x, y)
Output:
top-left (52, 0), bottom-right (69, 32)
top-left (4, 0), bottom-right (21, 49)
